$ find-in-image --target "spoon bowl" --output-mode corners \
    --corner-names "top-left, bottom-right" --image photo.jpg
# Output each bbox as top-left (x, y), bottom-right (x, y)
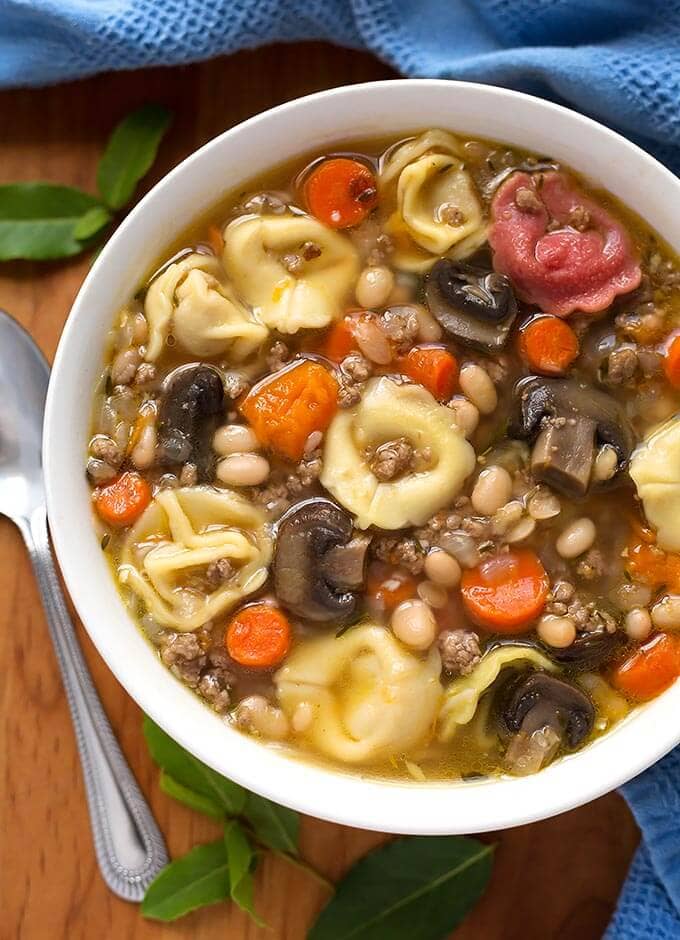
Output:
top-left (0, 310), bottom-right (49, 523)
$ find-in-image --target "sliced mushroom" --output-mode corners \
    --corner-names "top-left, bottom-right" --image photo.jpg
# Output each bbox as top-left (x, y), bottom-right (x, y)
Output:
top-left (509, 376), bottom-right (634, 497)
top-left (542, 630), bottom-right (626, 673)
top-left (499, 672), bottom-right (595, 774)
top-left (425, 259), bottom-right (518, 352)
top-left (482, 159), bottom-right (560, 197)
top-left (157, 364), bottom-right (225, 481)
top-left (501, 672), bottom-right (595, 747)
top-left (274, 499), bottom-right (369, 622)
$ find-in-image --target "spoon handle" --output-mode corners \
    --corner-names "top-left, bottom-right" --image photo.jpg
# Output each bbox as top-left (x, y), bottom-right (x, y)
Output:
top-left (19, 505), bottom-right (168, 901)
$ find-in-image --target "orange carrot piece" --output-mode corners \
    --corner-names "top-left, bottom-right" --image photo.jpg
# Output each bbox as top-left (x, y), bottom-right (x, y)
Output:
top-left (366, 562), bottom-right (418, 614)
top-left (226, 604), bottom-right (292, 669)
top-left (461, 549), bottom-right (549, 633)
top-left (519, 316), bottom-right (579, 375)
top-left (320, 316), bottom-right (359, 362)
top-left (611, 633), bottom-right (680, 701)
top-left (398, 346), bottom-right (459, 400)
top-left (304, 158), bottom-right (378, 229)
top-left (664, 334), bottom-right (680, 388)
top-left (207, 224), bottom-right (225, 256)
top-left (93, 471), bottom-right (151, 527)
top-left (625, 538), bottom-right (680, 593)
top-left (240, 359), bottom-right (338, 462)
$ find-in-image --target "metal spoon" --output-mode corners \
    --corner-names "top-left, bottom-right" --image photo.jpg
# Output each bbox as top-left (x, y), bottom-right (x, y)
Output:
top-left (0, 309), bottom-right (168, 900)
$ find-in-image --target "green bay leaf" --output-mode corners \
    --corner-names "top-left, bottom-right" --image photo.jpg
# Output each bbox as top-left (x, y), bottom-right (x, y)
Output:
top-left (0, 182), bottom-right (102, 260)
top-left (97, 104), bottom-right (172, 210)
top-left (159, 772), bottom-right (225, 820)
top-left (307, 836), bottom-right (494, 940)
top-left (73, 204), bottom-right (112, 241)
top-left (243, 792), bottom-right (300, 856)
top-left (141, 839), bottom-right (230, 922)
top-left (143, 716), bottom-right (246, 815)
top-left (225, 821), bottom-right (264, 925)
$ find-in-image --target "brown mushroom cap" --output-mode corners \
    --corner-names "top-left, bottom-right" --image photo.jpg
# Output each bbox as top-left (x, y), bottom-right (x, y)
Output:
top-left (508, 375), bottom-right (634, 497)
top-left (157, 364), bottom-right (224, 481)
top-left (500, 672), bottom-right (595, 749)
top-left (273, 498), bottom-right (369, 622)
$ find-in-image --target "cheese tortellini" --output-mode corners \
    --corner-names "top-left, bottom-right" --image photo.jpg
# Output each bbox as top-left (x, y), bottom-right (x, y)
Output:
top-left (119, 486), bottom-right (272, 631)
top-left (222, 213), bottom-right (359, 333)
top-left (380, 129), bottom-right (487, 272)
top-left (321, 377), bottom-right (475, 529)
top-left (144, 252), bottom-right (267, 362)
top-left (275, 623), bottom-right (443, 764)
top-left (437, 645), bottom-right (557, 742)
top-left (630, 414), bottom-right (680, 551)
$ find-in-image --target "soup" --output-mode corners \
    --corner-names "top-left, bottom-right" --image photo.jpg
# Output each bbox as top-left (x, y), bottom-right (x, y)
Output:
top-left (87, 128), bottom-right (680, 781)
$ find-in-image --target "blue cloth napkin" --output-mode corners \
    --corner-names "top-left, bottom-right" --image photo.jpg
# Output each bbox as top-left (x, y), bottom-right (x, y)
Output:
top-left (3, 0), bottom-right (680, 934)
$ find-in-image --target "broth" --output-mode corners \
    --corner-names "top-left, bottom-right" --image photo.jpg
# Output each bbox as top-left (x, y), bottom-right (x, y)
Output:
top-left (88, 128), bottom-right (680, 782)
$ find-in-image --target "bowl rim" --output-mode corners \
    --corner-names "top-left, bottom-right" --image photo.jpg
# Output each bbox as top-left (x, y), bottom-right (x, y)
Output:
top-left (44, 78), bottom-right (680, 835)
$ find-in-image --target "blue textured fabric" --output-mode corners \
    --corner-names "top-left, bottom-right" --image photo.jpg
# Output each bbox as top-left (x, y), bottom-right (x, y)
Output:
top-left (3, 1), bottom-right (680, 935)
top-left (1, 1), bottom-right (680, 171)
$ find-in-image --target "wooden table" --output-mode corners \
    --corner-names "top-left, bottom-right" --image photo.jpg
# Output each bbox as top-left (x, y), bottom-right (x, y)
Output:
top-left (0, 43), bottom-right (639, 940)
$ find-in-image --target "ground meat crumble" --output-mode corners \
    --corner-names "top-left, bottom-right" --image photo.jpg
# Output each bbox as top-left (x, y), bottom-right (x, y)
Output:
top-left (159, 633), bottom-right (234, 713)
top-left (545, 580), bottom-right (618, 634)
top-left (438, 629), bottom-right (482, 676)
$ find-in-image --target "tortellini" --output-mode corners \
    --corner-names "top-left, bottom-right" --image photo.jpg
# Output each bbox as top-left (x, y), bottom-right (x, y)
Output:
top-left (380, 129), bottom-right (487, 272)
top-left (119, 486), bottom-right (272, 631)
top-left (222, 213), bottom-right (359, 333)
top-left (275, 623), bottom-right (442, 764)
top-left (320, 377), bottom-right (475, 529)
top-left (437, 645), bottom-right (557, 742)
top-left (144, 252), bottom-right (267, 362)
top-left (630, 414), bottom-right (680, 551)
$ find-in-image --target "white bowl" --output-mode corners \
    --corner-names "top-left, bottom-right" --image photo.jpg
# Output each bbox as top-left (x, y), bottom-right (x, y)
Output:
top-left (44, 80), bottom-right (680, 834)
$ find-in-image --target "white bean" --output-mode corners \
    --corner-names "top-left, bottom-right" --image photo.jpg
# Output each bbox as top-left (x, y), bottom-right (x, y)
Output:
top-left (355, 265), bottom-right (394, 309)
top-left (213, 424), bottom-right (260, 456)
top-left (592, 444), bottom-right (618, 482)
top-left (291, 701), bottom-right (314, 733)
top-left (354, 317), bottom-right (392, 364)
top-left (527, 487), bottom-right (561, 521)
top-left (417, 580), bottom-right (448, 609)
top-left (131, 310), bottom-right (149, 344)
top-left (131, 423), bottom-right (157, 470)
top-left (236, 695), bottom-right (289, 740)
top-left (651, 594), bottom-right (680, 631)
top-left (217, 453), bottom-right (270, 486)
top-left (537, 615), bottom-right (577, 649)
top-left (424, 549), bottom-right (461, 588)
top-left (439, 531), bottom-right (480, 569)
top-left (471, 465), bottom-right (513, 516)
top-left (556, 517), bottom-right (596, 559)
top-left (391, 599), bottom-right (437, 650)
top-left (505, 515), bottom-right (536, 544)
top-left (459, 363), bottom-right (497, 415)
top-left (448, 396), bottom-right (479, 438)
top-left (625, 608), bottom-right (653, 641)
top-left (412, 303), bottom-right (443, 342)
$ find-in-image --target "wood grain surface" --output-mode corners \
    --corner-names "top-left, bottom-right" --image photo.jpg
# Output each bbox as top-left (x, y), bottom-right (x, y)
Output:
top-left (0, 43), bottom-right (639, 940)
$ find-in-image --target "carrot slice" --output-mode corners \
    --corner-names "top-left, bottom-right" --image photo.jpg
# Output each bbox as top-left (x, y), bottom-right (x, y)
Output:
top-left (320, 316), bottom-right (359, 362)
top-left (240, 359), bottom-right (338, 463)
top-left (398, 346), bottom-right (459, 400)
top-left (519, 316), bottom-right (579, 375)
top-left (366, 562), bottom-right (418, 614)
top-left (461, 549), bottom-right (549, 633)
top-left (93, 471), bottom-right (151, 527)
top-left (304, 158), bottom-right (378, 229)
top-left (207, 223), bottom-right (225, 256)
top-left (664, 334), bottom-right (680, 388)
top-left (611, 633), bottom-right (680, 701)
top-left (625, 538), bottom-right (680, 593)
top-left (226, 604), bottom-right (292, 669)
